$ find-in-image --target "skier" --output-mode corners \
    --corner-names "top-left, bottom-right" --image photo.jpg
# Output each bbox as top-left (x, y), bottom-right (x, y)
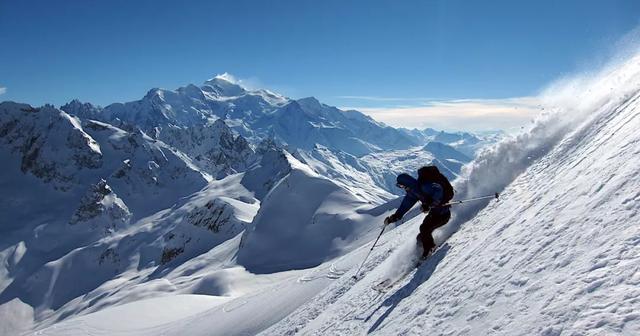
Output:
top-left (383, 166), bottom-right (453, 259)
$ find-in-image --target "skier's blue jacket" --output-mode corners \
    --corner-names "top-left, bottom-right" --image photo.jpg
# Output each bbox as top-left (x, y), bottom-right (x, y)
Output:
top-left (395, 173), bottom-right (448, 218)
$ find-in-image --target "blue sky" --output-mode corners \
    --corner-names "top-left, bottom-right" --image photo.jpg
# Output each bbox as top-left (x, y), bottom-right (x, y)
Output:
top-left (1, 0), bottom-right (639, 130)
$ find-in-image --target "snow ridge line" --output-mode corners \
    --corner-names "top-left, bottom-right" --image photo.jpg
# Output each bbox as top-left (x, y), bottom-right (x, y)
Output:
top-left (437, 49), bottom-right (640, 245)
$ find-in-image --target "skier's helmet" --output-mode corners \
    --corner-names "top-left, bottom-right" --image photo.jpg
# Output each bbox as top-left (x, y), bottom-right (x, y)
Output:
top-left (396, 173), bottom-right (414, 190)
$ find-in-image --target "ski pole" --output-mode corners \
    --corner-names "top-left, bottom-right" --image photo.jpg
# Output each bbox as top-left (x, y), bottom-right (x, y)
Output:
top-left (352, 222), bottom-right (387, 280)
top-left (440, 192), bottom-right (500, 207)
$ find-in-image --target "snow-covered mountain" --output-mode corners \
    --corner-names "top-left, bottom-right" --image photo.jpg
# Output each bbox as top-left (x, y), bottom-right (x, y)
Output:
top-left (153, 119), bottom-right (257, 179)
top-left (61, 74), bottom-right (418, 158)
top-left (0, 102), bottom-right (102, 191)
top-left (238, 151), bottom-right (371, 273)
top-left (59, 73), bottom-right (482, 198)
top-left (12, 48), bottom-right (640, 336)
top-left (401, 127), bottom-right (503, 158)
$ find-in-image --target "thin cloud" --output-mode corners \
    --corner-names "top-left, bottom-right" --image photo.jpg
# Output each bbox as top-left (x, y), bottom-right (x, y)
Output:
top-left (336, 95), bottom-right (444, 102)
top-left (343, 96), bottom-right (544, 132)
top-left (0, 87), bottom-right (6, 95)
top-left (211, 73), bottom-right (261, 90)
top-left (212, 73), bottom-right (293, 96)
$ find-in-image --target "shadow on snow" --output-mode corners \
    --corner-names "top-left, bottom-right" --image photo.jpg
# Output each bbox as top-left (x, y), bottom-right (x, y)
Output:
top-left (365, 243), bottom-right (451, 333)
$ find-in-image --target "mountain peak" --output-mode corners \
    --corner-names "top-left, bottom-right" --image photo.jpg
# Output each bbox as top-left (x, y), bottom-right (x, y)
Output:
top-left (296, 96), bottom-right (321, 105)
top-left (212, 72), bottom-right (237, 83)
top-left (203, 73), bottom-right (246, 97)
top-left (176, 84), bottom-right (205, 99)
top-left (143, 88), bottom-right (164, 100)
top-left (60, 99), bottom-right (102, 119)
top-left (61, 99), bottom-right (90, 111)
top-left (211, 118), bottom-right (230, 130)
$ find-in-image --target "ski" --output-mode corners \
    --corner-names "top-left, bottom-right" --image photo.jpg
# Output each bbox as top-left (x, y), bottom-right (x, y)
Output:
top-left (371, 244), bottom-right (445, 292)
top-left (372, 255), bottom-right (428, 292)
top-left (372, 261), bottom-right (421, 292)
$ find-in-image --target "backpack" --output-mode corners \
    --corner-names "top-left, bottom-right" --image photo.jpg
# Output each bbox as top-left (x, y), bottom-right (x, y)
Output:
top-left (417, 165), bottom-right (454, 204)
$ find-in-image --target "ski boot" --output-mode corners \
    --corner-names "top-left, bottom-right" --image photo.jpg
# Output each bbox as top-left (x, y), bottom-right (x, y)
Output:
top-left (420, 245), bottom-right (437, 261)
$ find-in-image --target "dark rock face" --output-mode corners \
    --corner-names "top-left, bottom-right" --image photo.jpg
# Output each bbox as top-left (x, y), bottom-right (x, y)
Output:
top-left (69, 179), bottom-right (131, 233)
top-left (158, 198), bottom-right (245, 265)
top-left (190, 200), bottom-right (232, 233)
top-left (0, 102), bottom-right (103, 191)
top-left (160, 247), bottom-right (185, 265)
top-left (70, 179), bottom-right (113, 224)
top-left (156, 119), bottom-right (257, 179)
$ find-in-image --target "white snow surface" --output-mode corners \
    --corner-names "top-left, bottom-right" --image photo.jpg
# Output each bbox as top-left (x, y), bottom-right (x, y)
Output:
top-left (35, 295), bottom-right (231, 335)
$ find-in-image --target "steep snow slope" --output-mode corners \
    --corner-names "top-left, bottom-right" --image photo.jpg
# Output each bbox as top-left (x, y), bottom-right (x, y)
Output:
top-left (238, 152), bottom-right (372, 273)
top-left (260, 52), bottom-right (640, 335)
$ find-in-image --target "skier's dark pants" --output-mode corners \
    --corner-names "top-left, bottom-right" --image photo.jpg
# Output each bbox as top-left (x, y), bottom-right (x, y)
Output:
top-left (417, 209), bottom-right (451, 253)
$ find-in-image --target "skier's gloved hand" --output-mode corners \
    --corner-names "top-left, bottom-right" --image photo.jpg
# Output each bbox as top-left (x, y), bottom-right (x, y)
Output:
top-left (384, 213), bottom-right (401, 225)
top-left (421, 203), bottom-right (432, 213)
